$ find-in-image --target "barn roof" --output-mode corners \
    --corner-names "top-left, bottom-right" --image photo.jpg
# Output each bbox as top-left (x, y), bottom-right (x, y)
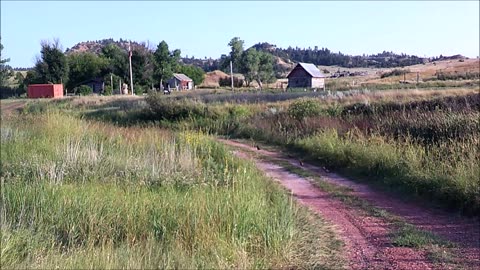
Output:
top-left (172, 73), bottom-right (193, 82)
top-left (287, 63), bottom-right (325, 78)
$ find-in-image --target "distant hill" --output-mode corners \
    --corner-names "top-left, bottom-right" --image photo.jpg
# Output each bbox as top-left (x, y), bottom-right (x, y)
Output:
top-left (65, 38), bottom-right (465, 72)
top-left (251, 42), bottom-right (433, 69)
top-left (66, 39), bottom-right (222, 72)
top-left (65, 38), bottom-right (148, 55)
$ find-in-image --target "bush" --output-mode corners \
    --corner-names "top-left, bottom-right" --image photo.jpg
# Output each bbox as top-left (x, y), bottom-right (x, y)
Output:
top-left (219, 76), bottom-right (244, 88)
top-left (0, 86), bottom-right (25, 99)
top-left (146, 94), bottom-right (208, 121)
top-left (77, 85), bottom-right (93, 96)
top-left (103, 86), bottom-right (113, 96)
top-left (287, 98), bottom-right (322, 120)
top-left (381, 69), bottom-right (410, 78)
top-left (135, 85), bottom-right (145, 96)
top-left (435, 71), bottom-right (480, 81)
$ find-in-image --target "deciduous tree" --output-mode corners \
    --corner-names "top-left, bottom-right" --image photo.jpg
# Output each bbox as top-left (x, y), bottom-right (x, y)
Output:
top-left (153, 41), bottom-right (181, 89)
top-left (34, 39), bottom-right (69, 85)
top-left (240, 48), bottom-right (275, 90)
top-left (0, 39), bottom-right (13, 87)
top-left (179, 65), bottom-right (205, 86)
top-left (66, 52), bottom-right (109, 90)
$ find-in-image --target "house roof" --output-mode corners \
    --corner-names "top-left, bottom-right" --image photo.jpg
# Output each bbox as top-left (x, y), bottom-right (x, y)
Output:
top-left (172, 73), bottom-right (193, 82)
top-left (287, 62), bottom-right (325, 78)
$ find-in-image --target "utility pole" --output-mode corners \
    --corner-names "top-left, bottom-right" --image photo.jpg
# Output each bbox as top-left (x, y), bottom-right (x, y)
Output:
top-left (128, 41), bottom-right (134, 95)
top-left (110, 73), bottom-right (113, 94)
top-left (230, 60), bottom-right (234, 91)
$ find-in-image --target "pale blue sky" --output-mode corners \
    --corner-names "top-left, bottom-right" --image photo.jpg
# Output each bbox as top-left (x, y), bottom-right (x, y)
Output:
top-left (2, 1), bottom-right (479, 67)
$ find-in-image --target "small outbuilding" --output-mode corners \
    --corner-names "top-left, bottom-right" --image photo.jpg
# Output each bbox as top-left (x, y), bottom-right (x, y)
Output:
top-left (168, 73), bottom-right (193, 91)
top-left (27, 84), bottom-right (64, 98)
top-left (287, 63), bottom-right (325, 89)
top-left (83, 78), bottom-right (105, 94)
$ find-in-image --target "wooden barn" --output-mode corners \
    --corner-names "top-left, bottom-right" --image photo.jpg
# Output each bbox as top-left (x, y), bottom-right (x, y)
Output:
top-left (27, 84), bottom-right (64, 98)
top-left (168, 73), bottom-right (193, 90)
top-left (287, 63), bottom-right (325, 89)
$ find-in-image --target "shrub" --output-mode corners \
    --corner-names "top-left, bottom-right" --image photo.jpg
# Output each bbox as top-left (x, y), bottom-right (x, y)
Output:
top-left (146, 94), bottom-right (207, 121)
top-left (103, 86), bottom-right (113, 96)
top-left (77, 85), bottom-right (93, 96)
top-left (134, 85), bottom-right (145, 96)
top-left (381, 69), bottom-right (410, 78)
top-left (219, 76), bottom-right (244, 88)
top-left (435, 71), bottom-right (480, 81)
top-left (287, 98), bottom-right (322, 120)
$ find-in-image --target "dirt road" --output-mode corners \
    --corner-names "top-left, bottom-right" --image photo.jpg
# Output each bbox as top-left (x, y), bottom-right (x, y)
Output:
top-left (1, 100), bottom-right (27, 116)
top-left (219, 139), bottom-right (479, 270)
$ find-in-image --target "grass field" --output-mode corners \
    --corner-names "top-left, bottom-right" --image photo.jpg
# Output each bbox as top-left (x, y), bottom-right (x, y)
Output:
top-left (134, 88), bottom-right (479, 215)
top-left (0, 102), bottom-right (343, 268)
top-left (2, 85), bottom-right (478, 267)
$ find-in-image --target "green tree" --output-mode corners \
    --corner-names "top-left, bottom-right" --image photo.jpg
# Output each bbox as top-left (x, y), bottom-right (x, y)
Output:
top-left (66, 52), bottom-right (109, 90)
top-left (228, 37), bottom-right (244, 72)
top-left (77, 85), bottom-right (93, 96)
top-left (179, 65), bottom-right (205, 86)
top-left (101, 44), bottom-right (129, 82)
top-left (241, 48), bottom-right (260, 87)
top-left (103, 73), bottom-right (122, 95)
top-left (131, 47), bottom-right (155, 88)
top-left (153, 41), bottom-right (181, 89)
top-left (23, 70), bottom-right (42, 86)
top-left (34, 39), bottom-right (69, 85)
top-left (240, 48), bottom-right (275, 90)
top-left (0, 39), bottom-right (13, 87)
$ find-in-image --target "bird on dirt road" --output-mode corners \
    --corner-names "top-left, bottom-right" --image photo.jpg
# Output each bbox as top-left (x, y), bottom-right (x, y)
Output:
top-left (256, 145), bottom-right (261, 151)
top-left (299, 160), bottom-right (304, 167)
top-left (323, 166), bottom-right (330, 173)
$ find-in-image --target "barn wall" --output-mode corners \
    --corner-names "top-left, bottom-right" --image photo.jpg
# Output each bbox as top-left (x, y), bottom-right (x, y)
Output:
top-left (311, 78), bottom-right (325, 89)
top-left (288, 66), bottom-right (314, 88)
top-left (168, 78), bottom-right (193, 90)
top-left (288, 77), bottom-right (310, 88)
top-left (167, 78), bottom-right (180, 89)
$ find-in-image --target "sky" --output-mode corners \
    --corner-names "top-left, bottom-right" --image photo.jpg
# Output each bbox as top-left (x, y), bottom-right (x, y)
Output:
top-left (1, 1), bottom-right (479, 68)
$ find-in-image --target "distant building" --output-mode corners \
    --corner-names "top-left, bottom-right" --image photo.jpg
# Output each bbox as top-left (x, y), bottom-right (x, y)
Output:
top-left (287, 63), bottom-right (325, 89)
top-left (27, 84), bottom-right (64, 98)
top-left (83, 78), bottom-right (105, 94)
top-left (168, 73), bottom-right (193, 90)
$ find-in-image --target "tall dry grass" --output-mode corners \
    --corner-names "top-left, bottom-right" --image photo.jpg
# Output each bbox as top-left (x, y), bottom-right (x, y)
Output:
top-left (0, 111), bottom-right (343, 269)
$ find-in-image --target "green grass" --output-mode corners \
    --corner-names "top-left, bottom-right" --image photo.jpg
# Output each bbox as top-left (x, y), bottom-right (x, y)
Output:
top-left (18, 93), bottom-right (480, 216)
top-left (294, 129), bottom-right (479, 214)
top-left (0, 109), bottom-right (344, 269)
top-left (19, 92), bottom-right (480, 215)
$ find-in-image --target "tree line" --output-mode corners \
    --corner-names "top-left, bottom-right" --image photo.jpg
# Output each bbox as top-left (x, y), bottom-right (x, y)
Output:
top-left (1, 38), bottom-right (206, 96)
top-left (1, 36), bottom-right (450, 98)
top-left (251, 43), bottom-right (426, 68)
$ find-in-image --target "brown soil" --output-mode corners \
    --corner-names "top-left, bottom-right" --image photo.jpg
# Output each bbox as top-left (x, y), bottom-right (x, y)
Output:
top-left (219, 139), bottom-right (480, 270)
top-left (200, 70), bottom-right (229, 87)
top-left (1, 100), bottom-right (27, 116)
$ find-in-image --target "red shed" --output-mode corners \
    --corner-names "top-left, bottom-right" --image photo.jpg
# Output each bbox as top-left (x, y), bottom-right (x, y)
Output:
top-left (27, 84), bottom-right (64, 98)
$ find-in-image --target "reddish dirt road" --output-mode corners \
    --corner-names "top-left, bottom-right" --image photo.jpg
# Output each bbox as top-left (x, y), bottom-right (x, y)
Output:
top-left (219, 139), bottom-right (480, 270)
